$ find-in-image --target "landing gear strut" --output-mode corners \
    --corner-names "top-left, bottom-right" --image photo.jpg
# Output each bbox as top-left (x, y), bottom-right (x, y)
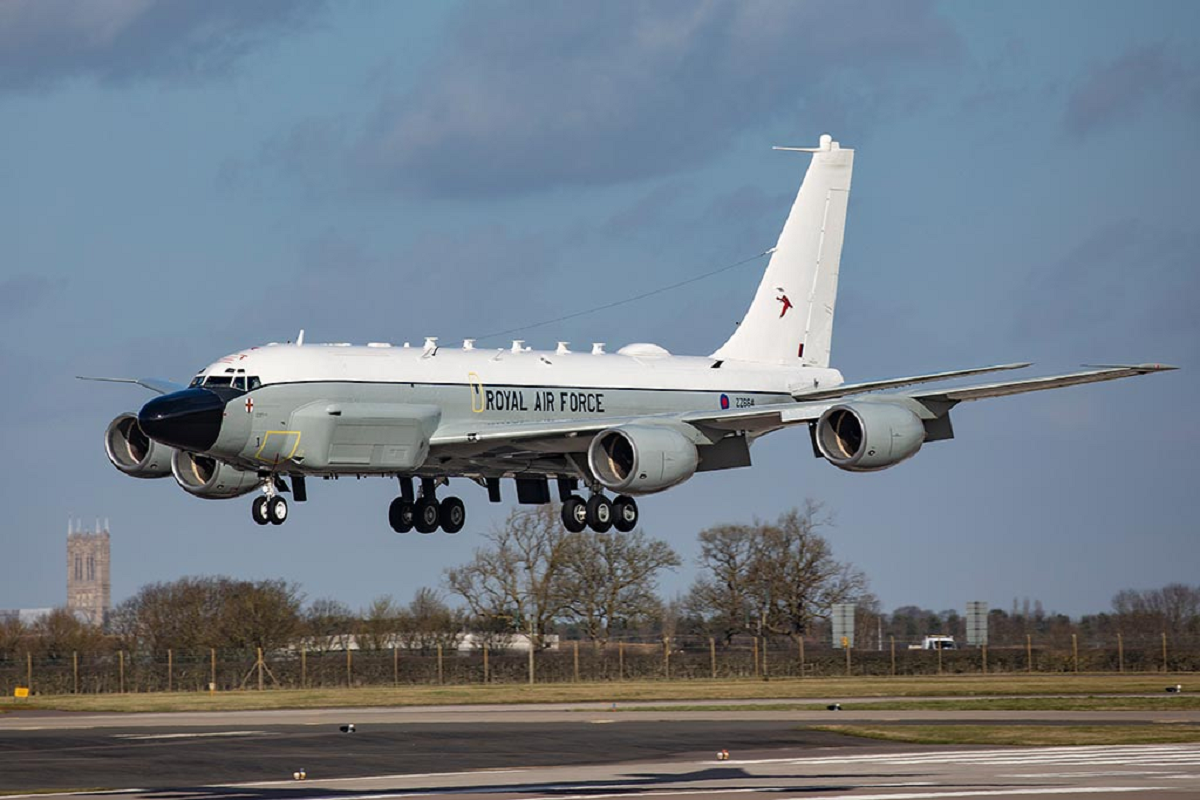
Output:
top-left (251, 480), bottom-right (289, 526)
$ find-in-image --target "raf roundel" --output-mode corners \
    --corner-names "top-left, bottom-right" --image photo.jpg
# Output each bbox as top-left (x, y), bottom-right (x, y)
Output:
top-left (719, 394), bottom-right (730, 410)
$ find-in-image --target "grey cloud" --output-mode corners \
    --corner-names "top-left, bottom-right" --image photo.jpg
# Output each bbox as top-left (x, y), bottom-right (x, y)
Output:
top-left (0, 274), bottom-right (66, 319)
top-left (347, 0), bottom-right (959, 198)
top-left (1064, 43), bottom-right (1193, 138)
top-left (0, 0), bottom-right (324, 92)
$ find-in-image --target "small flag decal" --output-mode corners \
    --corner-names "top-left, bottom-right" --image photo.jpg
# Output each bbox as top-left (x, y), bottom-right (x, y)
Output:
top-left (720, 394), bottom-right (730, 410)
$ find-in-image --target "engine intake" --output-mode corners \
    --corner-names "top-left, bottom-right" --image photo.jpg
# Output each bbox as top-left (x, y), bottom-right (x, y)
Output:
top-left (171, 450), bottom-right (260, 499)
top-left (105, 413), bottom-right (174, 478)
top-left (816, 402), bottom-right (926, 472)
top-left (588, 425), bottom-right (698, 494)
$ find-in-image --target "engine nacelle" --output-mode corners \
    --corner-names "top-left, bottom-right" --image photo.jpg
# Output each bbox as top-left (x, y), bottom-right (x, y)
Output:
top-left (171, 450), bottom-right (260, 499)
top-left (816, 402), bottom-right (925, 472)
top-left (105, 413), bottom-right (174, 478)
top-left (588, 424), bottom-right (699, 495)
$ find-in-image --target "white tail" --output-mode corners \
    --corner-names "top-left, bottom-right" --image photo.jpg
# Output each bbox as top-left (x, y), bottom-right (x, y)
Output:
top-left (712, 135), bottom-right (854, 367)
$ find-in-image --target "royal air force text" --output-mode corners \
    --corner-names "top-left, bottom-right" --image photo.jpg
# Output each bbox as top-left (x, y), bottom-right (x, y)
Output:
top-left (484, 389), bottom-right (605, 414)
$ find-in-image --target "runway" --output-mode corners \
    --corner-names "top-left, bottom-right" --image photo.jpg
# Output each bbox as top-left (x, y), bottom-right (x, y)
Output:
top-left (2, 701), bottom-right (1198, 799)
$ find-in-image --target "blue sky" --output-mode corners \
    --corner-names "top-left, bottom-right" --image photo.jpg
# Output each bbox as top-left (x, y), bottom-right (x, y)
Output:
top-left (2, 0), bottom-right (1196, 621)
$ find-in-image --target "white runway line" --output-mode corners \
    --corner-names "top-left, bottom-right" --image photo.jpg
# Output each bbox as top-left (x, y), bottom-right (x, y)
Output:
top-left (112, 730), bottom-right (268, 740)
top-left (236, 768), bottom-right (529, 788)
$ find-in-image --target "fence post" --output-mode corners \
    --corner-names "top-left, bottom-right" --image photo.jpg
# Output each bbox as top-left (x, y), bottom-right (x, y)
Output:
top-left (710, 638), bottom-right (717, 680)
top-left (752, 637), bottom-right (760, 678)
top-left (73, 652), bottom-right (79, 695)
top-left (982, 644), bottom-right (988, 675)
top-left (1026, 634), bottom-right (1033, 673)
top-left (845, 642), bottom-right (852, 676)
top-left (345, 648), bottom-right (352, 688)
top-left (762, 637), bottom-right (769, 678)
top-left (483, 643), bottom-right (489, 684)
top-left (618, 642), bottom-right (624, 681)
top-left (527, 640), bottom-right (535, 685)
top-left (26, 652), bottom-right (32, 693)
top-left (663, 637), bottom-right (670, 679)
top-left (301, 648), bottom-right (307, 688)
top-left (937, 644), bottom-right (943, 676)
top-left (437, 644), bottom-right (444, 684)
top-left (168, 649), bottom-right (174, 692)
top-left (890, 636), bottom-right (896, 677)
top-left (1162, 632), bottom-right (1169, 672)
top-left (1117, 633), bottom-right (1124, 673)
top-left (258, 647), bottom-right (265, 691)
top-left (1072, 634), bottom-right (1079, 674)
top-left (393, 646), bottom-right (399, 686)
top-left (211, 648), bottom-right (216, 692)
top-left (573, 641), bottom-right (580, 683)
top-left (799, 636), bottom-right (805, 679)
top-left (119, 650), bottom-right (125, 694)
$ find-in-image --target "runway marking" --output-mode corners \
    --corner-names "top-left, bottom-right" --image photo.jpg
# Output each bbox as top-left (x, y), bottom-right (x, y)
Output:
top-left (236, 768), bottom-right (529, 788)
top-left (112, 730), bottom-right (269, 740)
top-left (722, 743), bottom-right (1200, 768)
top-left (777, 789), bottom-right (1167, 799)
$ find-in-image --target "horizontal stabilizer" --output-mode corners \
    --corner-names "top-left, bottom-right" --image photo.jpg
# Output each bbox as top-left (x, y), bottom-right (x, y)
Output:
top-left (914, 364), bottom-right (1177, 403)
top-left (76, 376), bottom-right (185, 395)
top-left (791, 362), bottom-right (1031, 401)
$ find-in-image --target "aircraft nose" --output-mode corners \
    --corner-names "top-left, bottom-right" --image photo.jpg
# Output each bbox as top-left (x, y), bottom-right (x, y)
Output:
top-left (138, 388), bottom-right (225, 452)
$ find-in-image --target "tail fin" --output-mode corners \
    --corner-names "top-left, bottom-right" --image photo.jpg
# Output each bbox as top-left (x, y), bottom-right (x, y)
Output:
top-left (712, 134), bottom-right (854, 367)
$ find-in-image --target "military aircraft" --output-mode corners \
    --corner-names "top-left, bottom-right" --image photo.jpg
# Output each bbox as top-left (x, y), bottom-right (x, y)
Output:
top-left (88, 135), bottom-right (1174, 534)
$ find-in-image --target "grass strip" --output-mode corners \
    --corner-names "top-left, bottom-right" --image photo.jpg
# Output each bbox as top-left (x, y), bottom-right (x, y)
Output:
top-left (810, 723), bottom-right (1200, 747)
top-left (7, 674), bottom-right (1194, 714)
top-left (610, 696), bottom-right (1200, 712)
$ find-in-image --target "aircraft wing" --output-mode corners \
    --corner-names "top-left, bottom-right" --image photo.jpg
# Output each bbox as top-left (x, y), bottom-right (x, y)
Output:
top-left (430, 364), bottom-right (1176, 455)
top-left (789, 362), bottom-right (1030, 401)
top-left (77, 376), bottom-right (187, 395)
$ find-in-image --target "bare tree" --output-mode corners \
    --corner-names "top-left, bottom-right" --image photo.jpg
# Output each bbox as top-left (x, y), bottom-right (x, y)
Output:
top-left (302, 598), bottom-right (354, 653)
top-left (558, 528), bottom-right (681, 646)
top-left (396, 587), bottom-right (466, 653)
top-left (30, 609), bottom-right (107, 658)
top-left (357, 595), bottom-right (402, 651)
top-left (445, 505), bottom-right (573, 648)
top-left (688, 502), bottom-right (870, 645)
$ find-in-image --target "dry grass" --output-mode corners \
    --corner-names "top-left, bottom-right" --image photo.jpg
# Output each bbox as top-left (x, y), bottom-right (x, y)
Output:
top-left (10, 674), bottom-right (1195, 714)
top-left (611, 695), bottom-right (1200, 712)
top-left (811, 723), bottom-right (1200, 746)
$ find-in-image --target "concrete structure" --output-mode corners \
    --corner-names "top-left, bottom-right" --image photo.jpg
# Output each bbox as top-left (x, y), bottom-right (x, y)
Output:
top-left (66, 521), bottom-right (111, 627)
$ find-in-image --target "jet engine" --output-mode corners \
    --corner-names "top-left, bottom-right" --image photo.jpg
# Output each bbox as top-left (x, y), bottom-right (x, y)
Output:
top-left (171, 450), bottom-right (260, 499)
top-left (815, 402), bottom-right (925, 472)
top-left (588, 424), bottom-right (699, 494)
top-left (105, 413), bottom-right (174, 478)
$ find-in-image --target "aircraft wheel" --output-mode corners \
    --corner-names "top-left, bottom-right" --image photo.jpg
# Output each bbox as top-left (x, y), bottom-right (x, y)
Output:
top-left (414, 497), bottom-right (440, 534)
top-left (440, 496), bottom-right (466, 534)
top-left (389, 497), bottom-right (414, 533)
top-left (586, 494), bottom-right (613, 533)
top-left (267, 496), bottom-right (288, 525)
top-left (251, 496), bottom-right (270, 526)
top-left (561, 496), bottom-right (588, 533)
top-left (613, 495), bottom-right (638, 532)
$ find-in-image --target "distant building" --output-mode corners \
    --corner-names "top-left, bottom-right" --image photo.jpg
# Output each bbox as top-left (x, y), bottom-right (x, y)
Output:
top-left (0, 608), bottom-right (52, 626)
top-left (67, 521), bottom-right (111, 627)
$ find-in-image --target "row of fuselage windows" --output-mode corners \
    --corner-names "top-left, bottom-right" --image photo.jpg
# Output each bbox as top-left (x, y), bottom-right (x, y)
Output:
top-left (189, 374), bottom-right (263, 392)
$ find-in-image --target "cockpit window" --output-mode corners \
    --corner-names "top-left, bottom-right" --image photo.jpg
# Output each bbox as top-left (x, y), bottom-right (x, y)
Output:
top-left (248, 376), bottom-right (262, 391)
top-left (204, 375), bottom-right (233, 388)
top-left (188, 376), bottom-right (204, 388)
top-left (232, 375), bottom-right (247, 391)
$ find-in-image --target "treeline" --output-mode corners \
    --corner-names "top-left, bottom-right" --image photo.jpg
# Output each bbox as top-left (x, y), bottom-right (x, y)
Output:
top-left (3, 502), bottom-right (1197, 661)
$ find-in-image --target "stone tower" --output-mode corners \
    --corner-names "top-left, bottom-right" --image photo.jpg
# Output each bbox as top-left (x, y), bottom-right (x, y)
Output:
top-left (67, 521), bottom-right (111, 627)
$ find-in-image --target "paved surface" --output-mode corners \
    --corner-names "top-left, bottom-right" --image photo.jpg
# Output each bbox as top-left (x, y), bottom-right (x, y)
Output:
top-left (2, 702), bottom-right (1198, 799)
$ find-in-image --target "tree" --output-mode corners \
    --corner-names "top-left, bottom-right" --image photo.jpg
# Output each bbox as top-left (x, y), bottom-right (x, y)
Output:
top-left (302, 598), bottom-right (354, 653)
top-left (30, 609), bottom-right (107, 658)
top-left (396, 588), bottom-right (466, 653)
top-left (445, 505), bottom-right (573, 648)
top-left (558, 528), bottom-right (681, 646)
top-left (688, 502), bottom-right (870, 645)
top-left (357, 595), bottom-right (402, 651)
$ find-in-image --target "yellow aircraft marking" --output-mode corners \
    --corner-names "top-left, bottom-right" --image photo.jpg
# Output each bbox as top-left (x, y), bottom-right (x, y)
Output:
top-left (255, 430), bottom-right (302, 463)
top-left (469, 372), bottom-right (485, 413)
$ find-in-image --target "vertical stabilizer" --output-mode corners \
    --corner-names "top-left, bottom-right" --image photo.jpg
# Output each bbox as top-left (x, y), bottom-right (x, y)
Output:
top-left (712, 135), bottom-right (853, 367)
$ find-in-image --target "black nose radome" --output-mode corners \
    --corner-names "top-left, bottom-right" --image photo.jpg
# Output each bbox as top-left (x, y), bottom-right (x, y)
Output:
top-left (138, 388), bottom-right (224, 452)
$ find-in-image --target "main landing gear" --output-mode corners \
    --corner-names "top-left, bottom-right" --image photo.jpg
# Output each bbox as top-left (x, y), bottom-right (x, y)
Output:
top-left (561, 493), bottom-right (638, 534)
top-left (390, 477), bottom-right (465, 535)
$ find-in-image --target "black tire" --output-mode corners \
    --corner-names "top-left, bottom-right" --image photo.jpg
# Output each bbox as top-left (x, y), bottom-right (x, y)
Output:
top-left (561, 496), bottom-right (587, 533)
top-left (586, 494), bottom-right (613, 533)
top-left (613, 495), bottom-right (638, 532)
top-left (267, 496), bottom-right (288, 525)
top-left (414, 497), bottom-right (440, 534)
top-left (251, 496), bottom-right (270, 526)
top-left (389, 497), bottom-right (414, 533)
top-left (440, 496), bottom-right (466, 534)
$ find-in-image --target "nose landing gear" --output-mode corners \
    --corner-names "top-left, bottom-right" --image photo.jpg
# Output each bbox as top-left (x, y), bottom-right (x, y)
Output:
top-left (251, 482), bottom-right (290, 526)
